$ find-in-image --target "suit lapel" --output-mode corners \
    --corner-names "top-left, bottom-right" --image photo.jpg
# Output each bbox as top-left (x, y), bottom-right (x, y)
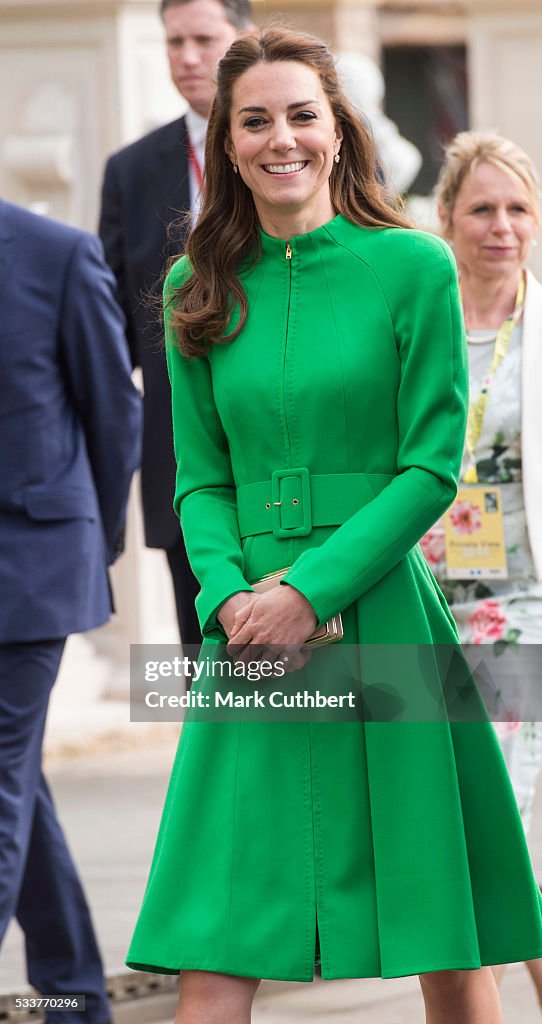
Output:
top-left (151, 117), bottom-right (190, 216)
top-left (149, 117), bottom-right (191, 259)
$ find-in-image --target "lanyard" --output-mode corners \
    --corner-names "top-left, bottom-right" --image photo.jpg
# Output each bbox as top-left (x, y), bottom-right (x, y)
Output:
top-left (463, 274), bottom-right (525, 484)
top-left (187, 138), bottom-right (203, 191)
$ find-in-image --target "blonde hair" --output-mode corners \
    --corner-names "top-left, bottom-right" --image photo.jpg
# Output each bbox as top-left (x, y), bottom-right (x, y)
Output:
top-left (435, 130), bottom-right (540, 229)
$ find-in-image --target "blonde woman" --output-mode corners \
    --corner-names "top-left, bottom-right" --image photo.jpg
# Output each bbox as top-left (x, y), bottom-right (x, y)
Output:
top-left (422, 129), bottom-right (542, 1002)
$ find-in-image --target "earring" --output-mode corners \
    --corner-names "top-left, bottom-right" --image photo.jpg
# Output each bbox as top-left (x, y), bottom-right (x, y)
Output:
top-left (232, 162), bottom-right (238, 174)
top-left (334, 152), bottom-right (341, 164)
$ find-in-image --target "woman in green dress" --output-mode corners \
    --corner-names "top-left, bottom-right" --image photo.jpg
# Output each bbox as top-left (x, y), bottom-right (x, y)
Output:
top-left (126, 28), bottom-right (542, 1022)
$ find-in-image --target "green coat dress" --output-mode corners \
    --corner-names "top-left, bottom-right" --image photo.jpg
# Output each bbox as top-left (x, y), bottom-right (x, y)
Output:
top-left (126, 214), bottom-right (542, 980)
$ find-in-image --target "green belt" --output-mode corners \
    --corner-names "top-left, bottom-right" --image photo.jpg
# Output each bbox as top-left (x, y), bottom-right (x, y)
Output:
top-left (236, 469), bottom-right (394, 540)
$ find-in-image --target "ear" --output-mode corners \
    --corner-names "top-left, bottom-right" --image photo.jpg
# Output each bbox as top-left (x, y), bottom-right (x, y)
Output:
top-left (224, 135), bottom-right (236, 165)
top-left (438, 202), bottom-right (453, 239)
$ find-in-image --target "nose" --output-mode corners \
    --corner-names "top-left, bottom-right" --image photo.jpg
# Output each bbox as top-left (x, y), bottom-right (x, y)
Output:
top-left (268, 119), bottom-right (296, 152)
top-left (492, 207), bottom-right (513, 234)
top-left (179, 41), bottom-right (200, 67)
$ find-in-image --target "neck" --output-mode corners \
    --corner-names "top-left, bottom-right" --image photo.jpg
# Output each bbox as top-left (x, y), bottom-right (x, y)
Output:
top-left (256, 200), bottom-right (337, 241)
top-left (187, 105), bottom-right (209, 124)
top-left (460, 267), bottom-right (523, 330)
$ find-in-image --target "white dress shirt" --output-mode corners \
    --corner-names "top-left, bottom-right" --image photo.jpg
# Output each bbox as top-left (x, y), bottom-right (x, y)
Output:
top-left (185, 107), bottom-right (207, 221)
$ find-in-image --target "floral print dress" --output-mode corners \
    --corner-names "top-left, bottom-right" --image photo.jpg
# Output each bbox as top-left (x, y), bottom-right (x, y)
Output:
top-left (421, 324), bottom-right (542, 833)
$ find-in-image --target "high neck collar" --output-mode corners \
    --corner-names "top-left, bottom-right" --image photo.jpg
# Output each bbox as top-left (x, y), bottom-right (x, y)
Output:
top-left (258, 213), bottom-right (344, 257)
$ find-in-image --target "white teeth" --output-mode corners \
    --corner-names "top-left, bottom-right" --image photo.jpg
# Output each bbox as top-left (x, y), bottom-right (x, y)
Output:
top-left (264, 162), bottom-right (307, 174)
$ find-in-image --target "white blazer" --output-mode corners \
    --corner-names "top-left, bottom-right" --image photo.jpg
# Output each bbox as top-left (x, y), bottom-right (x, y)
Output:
top-left (521, 270), bottom-right (542, 581)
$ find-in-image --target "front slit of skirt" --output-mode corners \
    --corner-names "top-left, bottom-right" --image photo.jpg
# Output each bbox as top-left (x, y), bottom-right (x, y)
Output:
top-left (315, 915), bottom-right (322, 973)
top-left (308, 723), bottom-right (324, 977)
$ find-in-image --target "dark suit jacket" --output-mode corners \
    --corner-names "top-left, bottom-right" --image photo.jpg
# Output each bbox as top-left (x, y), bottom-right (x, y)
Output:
top-left (0, 199), bottom-right (142, 643)
top-left (99, 117), bottom-right (191, 549)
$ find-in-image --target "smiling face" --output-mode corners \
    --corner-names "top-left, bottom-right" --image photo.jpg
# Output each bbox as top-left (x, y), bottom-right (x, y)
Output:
top-left (163, 0), bottom-right (240, 118)
top-left (444, 161), bottom-right (538, 281)
top-left (226, 60), bottom-right (342, 235)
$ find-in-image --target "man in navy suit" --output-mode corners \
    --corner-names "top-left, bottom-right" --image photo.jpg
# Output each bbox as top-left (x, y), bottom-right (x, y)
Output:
top-left (99, 0), bottom-right (253, 648)
top-left (0, 198), bottom-right (142, 1023)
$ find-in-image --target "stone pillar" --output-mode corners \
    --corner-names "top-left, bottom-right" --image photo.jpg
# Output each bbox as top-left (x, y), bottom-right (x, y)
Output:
top-left (0, 0), bottom-right (183, 228)
top-left (465, 0), bottom-right (542, 275)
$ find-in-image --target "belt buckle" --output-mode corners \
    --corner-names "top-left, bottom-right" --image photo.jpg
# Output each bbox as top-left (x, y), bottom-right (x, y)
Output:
top-left (271, 467), bottom-right (312, 538)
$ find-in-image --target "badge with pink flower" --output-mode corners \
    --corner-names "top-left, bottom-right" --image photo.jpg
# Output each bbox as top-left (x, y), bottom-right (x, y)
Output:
top-left (449, 500), bottom-right (482, 535)
top-left (444, 486), bottom-right (508, 580)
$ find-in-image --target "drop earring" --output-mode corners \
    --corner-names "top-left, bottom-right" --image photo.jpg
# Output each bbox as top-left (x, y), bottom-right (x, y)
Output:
top-left (232, 162), bottom-right (238, 174)
top-left (334, 152), bottom-right (341, 164)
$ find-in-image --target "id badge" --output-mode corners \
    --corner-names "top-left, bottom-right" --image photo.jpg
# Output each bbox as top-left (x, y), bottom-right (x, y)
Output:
top-left (444, 486), bottom-right (508, 580)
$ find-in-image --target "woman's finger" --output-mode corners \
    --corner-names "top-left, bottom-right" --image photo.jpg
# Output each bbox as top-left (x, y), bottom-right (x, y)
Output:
top-left (284, 649), bottom-right (311, 673)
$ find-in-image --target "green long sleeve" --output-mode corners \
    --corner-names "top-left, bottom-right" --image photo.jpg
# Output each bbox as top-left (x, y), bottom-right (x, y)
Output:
top-left (165, 263), bottom-right (253, 638)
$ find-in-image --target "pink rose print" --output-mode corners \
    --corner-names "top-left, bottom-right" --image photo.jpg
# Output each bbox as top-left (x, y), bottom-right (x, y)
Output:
top-left (468, 599), bottom-right (507, 645)
top-left (449, 500), bottom-right (482, 535)
top-left (493, 721), bottom-right (522, 739)
top-left (420, 523), bottom-right (446, 569)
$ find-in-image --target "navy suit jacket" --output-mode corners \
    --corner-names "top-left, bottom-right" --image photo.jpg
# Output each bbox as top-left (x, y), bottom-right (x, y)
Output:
top-left (99, 117), bottom-right (190, 549)
top-left (0, 199), bottom-right (142, 643)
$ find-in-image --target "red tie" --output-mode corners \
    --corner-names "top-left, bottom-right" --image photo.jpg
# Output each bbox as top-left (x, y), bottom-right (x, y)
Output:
top-left (187, 137), bottom-right (203, 190)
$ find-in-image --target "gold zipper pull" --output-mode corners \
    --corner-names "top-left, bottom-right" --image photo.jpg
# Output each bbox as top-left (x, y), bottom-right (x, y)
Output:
top-left (285, 243), bottom-right (292, 260)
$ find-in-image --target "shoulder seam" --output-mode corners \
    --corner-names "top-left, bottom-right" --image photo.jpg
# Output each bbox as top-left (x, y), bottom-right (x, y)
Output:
top-left (319, 228), bottom-right (398, 342)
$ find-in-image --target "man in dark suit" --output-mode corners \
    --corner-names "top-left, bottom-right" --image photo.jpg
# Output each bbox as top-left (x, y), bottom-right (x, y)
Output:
top-left (98, 0), bottom-right (254, 648)
top-left (0, 198), bottom-right (142, 1023)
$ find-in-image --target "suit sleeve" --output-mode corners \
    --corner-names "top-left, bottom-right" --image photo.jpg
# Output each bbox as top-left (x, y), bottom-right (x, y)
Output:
top-left (59, 232), bottom-right (142, 564)
top-left (98, 156), bottom-right (139, 367)
top-left (164, 260), bottom-right (253, 639)
top-left (283, 239), bottom-right (468, 624)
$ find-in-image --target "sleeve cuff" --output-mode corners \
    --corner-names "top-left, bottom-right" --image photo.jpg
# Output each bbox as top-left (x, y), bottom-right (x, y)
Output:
top-left (196, 572), bottom-right (255, 639)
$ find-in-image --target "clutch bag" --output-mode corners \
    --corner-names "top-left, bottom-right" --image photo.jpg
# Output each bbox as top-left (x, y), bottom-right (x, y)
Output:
top-left (251, 568), bottom-right (343, 647)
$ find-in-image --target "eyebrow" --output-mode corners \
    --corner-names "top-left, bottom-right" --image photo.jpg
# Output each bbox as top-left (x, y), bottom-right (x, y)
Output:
top-left (467, 196), bottom-right (528, 206)
top-left (167, 34), bottom-right (212, 41)
top-left (238, 100), bottom-right (320, 114)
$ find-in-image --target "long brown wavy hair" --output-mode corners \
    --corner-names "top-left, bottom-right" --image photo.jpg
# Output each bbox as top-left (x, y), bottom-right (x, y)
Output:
top-left (170, 27), bottom-right (412, 357)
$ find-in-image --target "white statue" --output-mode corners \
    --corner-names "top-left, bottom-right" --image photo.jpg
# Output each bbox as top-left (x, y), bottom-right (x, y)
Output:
top-left (337, 51), bottom-right (422, 194)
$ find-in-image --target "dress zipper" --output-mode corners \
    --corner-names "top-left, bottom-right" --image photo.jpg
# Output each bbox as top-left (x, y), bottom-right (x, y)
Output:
top-left (282, 241), bottom-right (293, 459)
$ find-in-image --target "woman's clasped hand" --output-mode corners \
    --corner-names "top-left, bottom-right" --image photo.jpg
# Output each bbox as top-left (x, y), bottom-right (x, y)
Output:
top-left (219, 586), bottom-right (317, 670)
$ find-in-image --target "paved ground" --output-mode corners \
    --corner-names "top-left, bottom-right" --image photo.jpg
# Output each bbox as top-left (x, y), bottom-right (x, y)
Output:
top-left (1, 738), bottom-right (542, 1021)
